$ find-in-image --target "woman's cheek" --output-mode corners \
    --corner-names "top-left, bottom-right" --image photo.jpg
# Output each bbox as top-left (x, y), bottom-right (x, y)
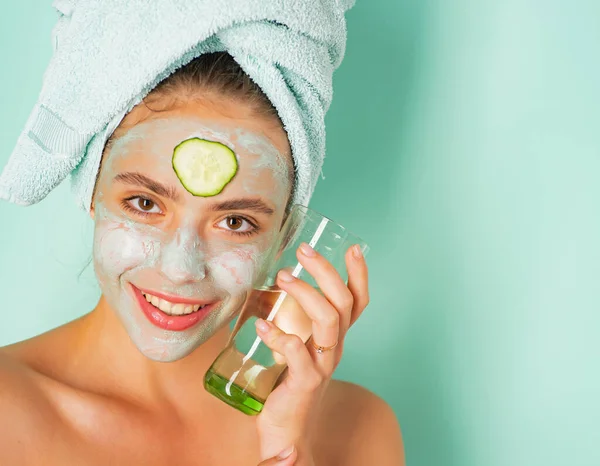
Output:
top-left (207, 246), bottom-right (263, 294)
top-left (93, 221), bottom-right (158, 282)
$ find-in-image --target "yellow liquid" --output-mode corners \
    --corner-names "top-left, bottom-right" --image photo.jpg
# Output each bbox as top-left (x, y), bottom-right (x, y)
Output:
top-left (230, 285), bottom-right (313, 348)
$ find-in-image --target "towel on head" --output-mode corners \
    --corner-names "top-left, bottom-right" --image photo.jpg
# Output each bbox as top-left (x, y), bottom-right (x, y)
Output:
top-left (0, 0), bottom-right (355, 211)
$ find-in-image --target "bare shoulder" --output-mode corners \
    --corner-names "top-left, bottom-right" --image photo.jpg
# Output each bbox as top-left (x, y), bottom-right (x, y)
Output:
top-left (0, 347), bottom-right (53, 411)
top-left (315, 379), bottom-right (405, 465)
top-left (0, 348), bottom-right (62, 464)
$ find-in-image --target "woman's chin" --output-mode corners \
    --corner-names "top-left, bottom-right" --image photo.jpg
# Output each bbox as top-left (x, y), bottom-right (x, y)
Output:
top-left (137, 343), bottom-right (198, 362)
top-left (122, 317), bottom-right (218, 362)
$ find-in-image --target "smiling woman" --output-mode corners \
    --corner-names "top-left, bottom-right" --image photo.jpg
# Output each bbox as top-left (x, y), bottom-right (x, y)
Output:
top-left (90, 69), bottom-right (295, 361)
top-left (0, 9), bottom-right (403, 466)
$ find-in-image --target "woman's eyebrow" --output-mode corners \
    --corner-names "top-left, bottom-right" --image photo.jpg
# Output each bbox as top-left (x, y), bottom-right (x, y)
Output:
top-left (113, 172), bottom-right (180, 201)
top-left (209, 198), bottom-right (275, 215)
top-left (114, 172), bottom-right (274, 214)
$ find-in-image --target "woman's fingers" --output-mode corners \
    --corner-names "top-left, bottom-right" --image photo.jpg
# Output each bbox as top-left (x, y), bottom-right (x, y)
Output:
top-left (279, 243), bottom-right (353, 332)
top-left (297, 243), bottom-right (354, 330)
top-left (278, 243), bottom-right (369, 336)
top-left (344, 244), bottom-right (370, 326)
top-left (267, 242), bottom-right (369, 373)
top-left (276, 269), bottom-right (340, 366)
top-left (255, 319), bottom-right (324, 393)
top-left (256, 445), bottom-right (297, 465)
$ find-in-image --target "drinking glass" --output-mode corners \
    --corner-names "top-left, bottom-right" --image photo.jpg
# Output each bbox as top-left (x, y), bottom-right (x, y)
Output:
top-left (204, 204), bottom-right (369, 415)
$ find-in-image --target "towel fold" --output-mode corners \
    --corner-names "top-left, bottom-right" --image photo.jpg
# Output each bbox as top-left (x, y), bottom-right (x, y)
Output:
top-left (0, 0), bottom-right (355, 211)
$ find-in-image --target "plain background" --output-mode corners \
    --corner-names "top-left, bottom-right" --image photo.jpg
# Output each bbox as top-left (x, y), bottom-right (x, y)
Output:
top-left (1, 1), bottom-right (599, 465)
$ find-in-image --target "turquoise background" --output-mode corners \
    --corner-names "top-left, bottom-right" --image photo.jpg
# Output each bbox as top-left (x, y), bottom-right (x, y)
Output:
top-left (1, 1), bottom-right (599, 465)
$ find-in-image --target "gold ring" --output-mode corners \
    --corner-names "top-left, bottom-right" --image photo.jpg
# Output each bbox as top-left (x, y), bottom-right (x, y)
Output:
top-left (310, 338), bottom-right (338, 354)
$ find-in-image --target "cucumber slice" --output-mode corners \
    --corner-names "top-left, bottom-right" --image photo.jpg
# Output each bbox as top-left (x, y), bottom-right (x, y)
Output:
top-left (172, 138), bottom-right (238, 196)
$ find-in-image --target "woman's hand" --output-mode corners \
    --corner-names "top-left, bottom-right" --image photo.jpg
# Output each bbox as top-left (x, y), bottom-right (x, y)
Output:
top-left (254, 242), bottom-right (369, 465)
top-left (256, 445), bottom-right (297, 466)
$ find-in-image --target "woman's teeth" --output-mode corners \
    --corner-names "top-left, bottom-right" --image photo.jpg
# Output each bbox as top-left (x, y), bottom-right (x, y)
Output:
top-left (142, 292), bottom-right (206, 316)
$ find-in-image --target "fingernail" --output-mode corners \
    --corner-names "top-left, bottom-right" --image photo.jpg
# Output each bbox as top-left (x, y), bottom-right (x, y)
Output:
top-left (277, 445), bottom-right (295, 460)
top-left (255, 318), bottom-right (271, 333)
top-left (299, 242), bottom-right (316, 257)
top-left (278, 269), bottom-right (295, 283)
top-left (352, 244), bottom-right (363, 260)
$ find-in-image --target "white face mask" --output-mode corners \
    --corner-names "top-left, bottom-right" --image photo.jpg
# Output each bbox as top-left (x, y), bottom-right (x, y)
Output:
top-left (92, 115), bottom-right (291, 362)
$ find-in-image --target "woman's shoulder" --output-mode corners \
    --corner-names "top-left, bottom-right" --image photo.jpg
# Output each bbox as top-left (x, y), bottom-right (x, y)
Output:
top-left (0, 343), bottom-right (54, 400)
top-left (0, 336), bottom-right (57, 388)
top-left (315, 379), bottom-right (405, 465)
top-left (0, 329), bottom-right (77, 418)
top-left (0, 320), bottom-right (79, 381)
top-left (0, 347), bottom-right (64, 462)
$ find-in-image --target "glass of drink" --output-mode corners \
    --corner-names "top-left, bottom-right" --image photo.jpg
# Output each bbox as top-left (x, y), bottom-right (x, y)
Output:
top-left (203, 204), bottom-right (369, 415)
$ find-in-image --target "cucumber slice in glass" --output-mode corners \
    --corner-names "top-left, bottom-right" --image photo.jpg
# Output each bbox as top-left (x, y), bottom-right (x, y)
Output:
top-left (172, 137), bottom-right (238, 196)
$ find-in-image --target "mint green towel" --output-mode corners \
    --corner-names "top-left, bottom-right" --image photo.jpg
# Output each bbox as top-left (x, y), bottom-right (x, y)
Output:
top-left (0, 0), bottom-right (355, 210)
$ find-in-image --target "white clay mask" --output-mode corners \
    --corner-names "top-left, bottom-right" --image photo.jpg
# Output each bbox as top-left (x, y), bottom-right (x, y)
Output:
top-left (92, 115), bottom-right (291, 362)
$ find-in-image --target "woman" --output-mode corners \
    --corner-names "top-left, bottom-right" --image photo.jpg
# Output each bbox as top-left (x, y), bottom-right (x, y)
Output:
top-left (0, 27), bottom-right (403, 466)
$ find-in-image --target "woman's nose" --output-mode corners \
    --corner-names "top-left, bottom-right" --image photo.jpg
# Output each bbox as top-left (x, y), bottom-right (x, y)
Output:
top-left (159, 229), bottom-right (207, 284)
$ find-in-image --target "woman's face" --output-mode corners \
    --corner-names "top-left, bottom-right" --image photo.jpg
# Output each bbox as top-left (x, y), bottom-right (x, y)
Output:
top-left (91, 96), bottom-right (293, 362)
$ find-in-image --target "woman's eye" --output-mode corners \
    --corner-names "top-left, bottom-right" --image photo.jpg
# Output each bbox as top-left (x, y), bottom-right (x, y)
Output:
top-left (217, 216), bottom-right (258, 236)
top-left (126, 197), bottom-right (162, 214)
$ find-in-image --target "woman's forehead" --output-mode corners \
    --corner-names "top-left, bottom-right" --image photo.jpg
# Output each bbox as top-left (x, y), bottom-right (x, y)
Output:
top-left (109, 115), bottom-right (282, 157)
top-left (100, 115), bottom-right (292, 202)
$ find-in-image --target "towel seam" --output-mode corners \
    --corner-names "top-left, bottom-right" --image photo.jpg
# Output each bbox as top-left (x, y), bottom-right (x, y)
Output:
top-left (26, 131), bottom-right (53, 155)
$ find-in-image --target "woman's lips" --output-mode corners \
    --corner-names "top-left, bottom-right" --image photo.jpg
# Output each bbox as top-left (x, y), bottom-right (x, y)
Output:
top-left (131, 284), bottom-right (219, 331)
top-left (136, 286), bottom-right (215, 306)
